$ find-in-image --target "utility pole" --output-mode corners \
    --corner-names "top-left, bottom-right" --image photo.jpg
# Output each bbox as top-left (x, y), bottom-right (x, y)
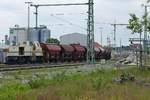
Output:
top-left (140, 32), bottom-right (143, 69)
top-left (111, 23), bottom-right (128, 52)
top-left (107, 37), bottom-right (111, 47)
top-left (35, 5), bottom-right (39, 29)
top-left (112, 23), bottom-right (117, 48)
top-left (141, 4), bottom-right (150, 65)
top-left (141, 4), bottom-right (150, 43)
top-left (120, 38), bottom-right (122, 56)
top-left (144, 5), bottom-right (148, 42)
top-left (30, 0), bottom-right (95, 64)
top-left (99, 27), bottom-right (103, 45)
top-left (144, 5), bottom-right (148, 65)
top-left (25, 2), bottom-right (32, 41)
top-left (30, 4), bottom-right (39, 28)
top-left (87, 0), bottom-right (95, 64)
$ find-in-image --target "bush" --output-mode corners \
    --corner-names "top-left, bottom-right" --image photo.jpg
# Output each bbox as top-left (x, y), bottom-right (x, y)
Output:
top-left (0, 84), bottom-right (29, 100)
top-left (52, 71), bottom-right (67, 83)
top-left (91, 69), bottom-right (107, 90)
top-left (28, 75), bottom-right (48, 89)
top-left (92, 76), bottom-right (103, 90)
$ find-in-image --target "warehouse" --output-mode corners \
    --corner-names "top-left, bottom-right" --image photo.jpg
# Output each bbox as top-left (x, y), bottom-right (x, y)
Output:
top-left (9, 27), bottom-right (28, 45)
top-left (60, 33), bottom-right (87, 46)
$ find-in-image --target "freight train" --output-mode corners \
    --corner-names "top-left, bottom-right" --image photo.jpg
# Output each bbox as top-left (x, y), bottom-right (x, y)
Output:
top-left (1, 41), bottom-right (111, 64)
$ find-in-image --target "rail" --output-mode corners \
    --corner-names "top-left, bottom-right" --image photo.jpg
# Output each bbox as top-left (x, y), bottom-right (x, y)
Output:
top-left (0, 63), bottom-right (89, 72)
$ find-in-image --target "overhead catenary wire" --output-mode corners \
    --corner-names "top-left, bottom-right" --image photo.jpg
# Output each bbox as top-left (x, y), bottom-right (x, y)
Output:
top-left (51, 12), bottom-right (87, 16)
top-left (30, 1), bottom-right (95, 64)
top-left (50, 14), bottom-right (87, 31)
top-left (30, 3), bottom-right (89, 28)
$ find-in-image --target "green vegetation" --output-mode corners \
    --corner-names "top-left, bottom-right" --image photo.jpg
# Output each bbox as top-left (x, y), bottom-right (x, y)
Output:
top-left (127, 12), bottom-right (150, 69)
top-left (46, 38), bottom-right (60, 44)
top-left (0, 67), bottom-right (150, 100)
top-left (127, 14), bottom-right (143, 34)
top-left (127, 11), bottom-right (150, 33)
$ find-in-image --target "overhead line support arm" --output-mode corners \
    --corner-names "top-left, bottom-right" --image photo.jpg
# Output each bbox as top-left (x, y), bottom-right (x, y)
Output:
top-left (30, 1), bottom-right (95, 64)
top-left (30, 3), bottom-right (89, 7)
top-left (30, 3), bottom-right (89, 28)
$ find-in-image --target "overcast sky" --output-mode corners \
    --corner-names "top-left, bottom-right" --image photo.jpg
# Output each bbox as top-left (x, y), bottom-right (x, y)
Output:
top-left (0, 0), bottom-right (148, 46)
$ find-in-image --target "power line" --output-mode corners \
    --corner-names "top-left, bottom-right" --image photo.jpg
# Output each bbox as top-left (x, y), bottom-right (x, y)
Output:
top-left (30, 1), bottom-right (95, 64)
top-left (30, 3), bottom-right (89, 28)
top-left (50, 14), bottom-right (87, 31)
top-left (99, 27), bottom-right (103, 46)
top-left (111, 23), bottom-right (129, 48)
top-left (50, 12), bottom-right (87, 16)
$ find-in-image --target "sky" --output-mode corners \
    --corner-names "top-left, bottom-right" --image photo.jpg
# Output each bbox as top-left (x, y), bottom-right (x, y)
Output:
top-left (0, 0), bottom-right (148, 46)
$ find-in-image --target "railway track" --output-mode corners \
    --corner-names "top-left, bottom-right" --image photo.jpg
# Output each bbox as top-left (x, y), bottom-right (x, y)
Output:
top-left (0, 63), bottom-right (88, 72)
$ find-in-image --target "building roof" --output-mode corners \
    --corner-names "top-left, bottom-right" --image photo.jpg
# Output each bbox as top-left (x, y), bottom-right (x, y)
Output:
top-left (60, 33), bottom-right (86, 38)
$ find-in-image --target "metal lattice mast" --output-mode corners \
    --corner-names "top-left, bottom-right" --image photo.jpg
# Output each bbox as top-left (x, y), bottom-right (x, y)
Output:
top-left (87, 0), bottom-right (95, 64)
top-left (142, 4), bottom-right (149, 65)
top-left (30, 1), bottom-right (95, 64)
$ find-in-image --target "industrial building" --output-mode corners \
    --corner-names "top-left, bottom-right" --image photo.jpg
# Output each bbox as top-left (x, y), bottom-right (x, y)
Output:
top-left (29, 26), bottom-right (51, 43)
top-left (9, 27), bottom-right (28, 45)
top-left (60, 33), bottom-right (87, 46)
top-left (9, 25), bottom-right (51, 45)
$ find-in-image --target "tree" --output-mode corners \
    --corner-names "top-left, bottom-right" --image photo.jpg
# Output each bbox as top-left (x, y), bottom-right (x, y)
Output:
top-left (127, 13), bottom-right (150, 69)
top-left (46, 38), bottom-right (60, 44)
top-left (127, 14), bottom-right (142, 34)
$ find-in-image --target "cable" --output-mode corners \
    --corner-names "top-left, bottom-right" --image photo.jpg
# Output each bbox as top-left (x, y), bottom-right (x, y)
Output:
top-left (50, 12), bottom-right (87, 16)
top-left (50, 14), bottom-right (87, 31)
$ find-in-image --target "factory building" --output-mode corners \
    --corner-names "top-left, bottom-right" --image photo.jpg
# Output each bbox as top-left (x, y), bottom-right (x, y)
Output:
top-left (9, 25), bottom-right (51, 45)
top-left (60, 33), bottom-right (87, 46)
top-left (29, 26), bottom-right (51, 43)
top-left (9, 27), bottom-right (28, 45)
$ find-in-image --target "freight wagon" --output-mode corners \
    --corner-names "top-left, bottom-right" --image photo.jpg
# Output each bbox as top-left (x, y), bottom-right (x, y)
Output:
top-left (71, 44), bottom-right (86, 62)
top-left (40, 43), bottom-right (61, 63)
top-left (3, 42), bottom-right (111, 64)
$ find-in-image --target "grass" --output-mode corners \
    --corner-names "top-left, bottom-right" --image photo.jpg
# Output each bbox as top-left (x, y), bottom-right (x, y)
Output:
top-left (0, 66), bottom-right (150, 100)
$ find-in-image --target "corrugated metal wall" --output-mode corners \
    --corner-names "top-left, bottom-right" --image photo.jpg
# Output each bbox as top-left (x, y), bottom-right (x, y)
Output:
top-left (60, 33), bottom-right (87, 46)
top-left (9, 27), bottom-right (51, 45)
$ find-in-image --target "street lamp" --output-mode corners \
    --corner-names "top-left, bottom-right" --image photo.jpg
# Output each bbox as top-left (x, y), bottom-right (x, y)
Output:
top-left (25, 1), bottom-right (32, 41)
